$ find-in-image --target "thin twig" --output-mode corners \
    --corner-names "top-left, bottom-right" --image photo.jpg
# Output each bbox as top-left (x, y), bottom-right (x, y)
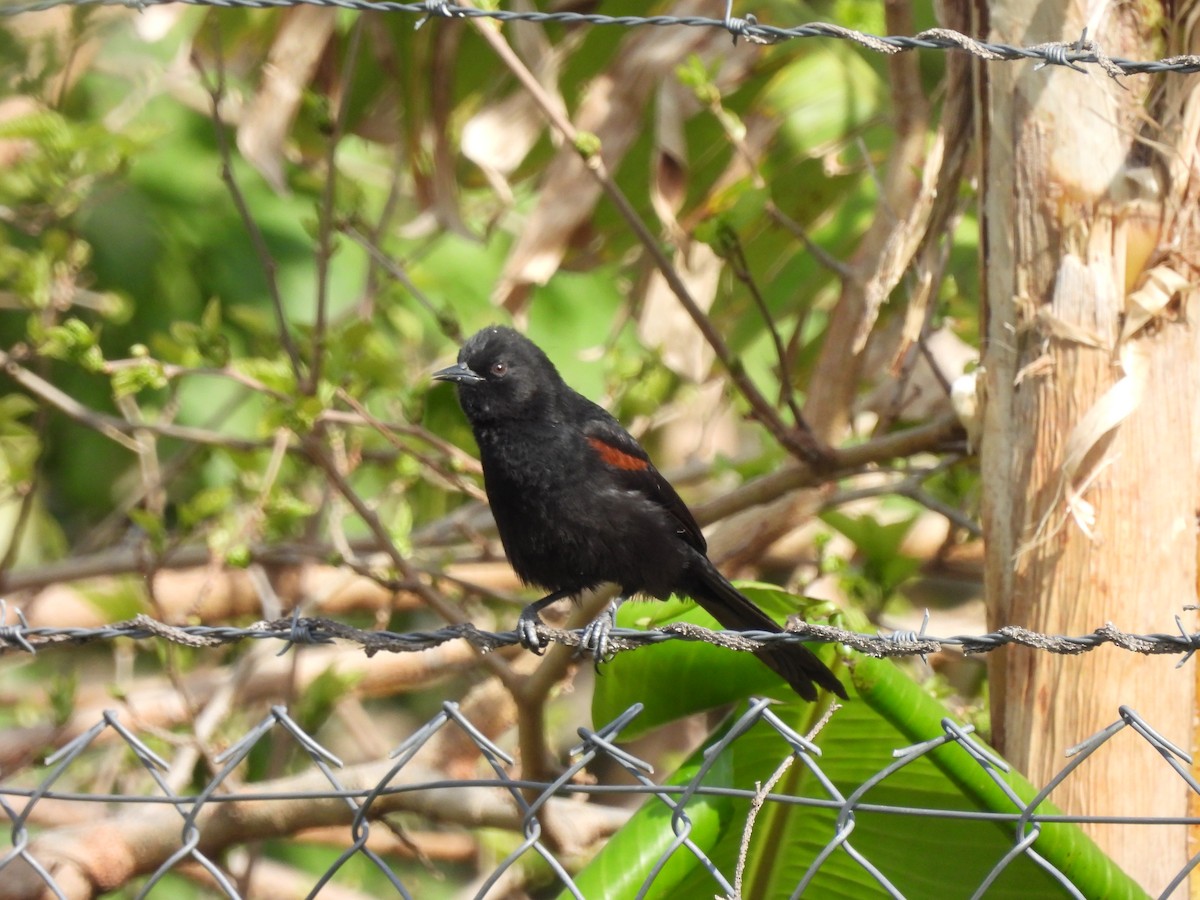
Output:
top-left (198, 29), bottom-right (305, 384)
top-left (0, 348), bottom-right (139, 452)
top-left (319, 408), bottom-right (481, 474)
top-left (0, 379), bottom-right (48, 575)
top-left (360, 139), bottom-right (408, 320)
top-left (331, 390), bottom-right (486, 500)
top-left (340, 224), bottom-right (454, 335)
top-left (301, 435), bottom-right (521, 691)
top-left (696, 413), bottom-right (962, 526)
top-left (719, 228), bottom-right (810, 434)
top-left (731, 701), bottom-right (839, 900)
top-left (102, 359), bottom-right (289, 399)
top-left (764, 201), bottom-right (853, 280)
top-left (309, 17), bottom-right (364, 395)
top-left (820, 458), bottom-right (980, 538)
top-left (114, 393), bottom-right (166, 517)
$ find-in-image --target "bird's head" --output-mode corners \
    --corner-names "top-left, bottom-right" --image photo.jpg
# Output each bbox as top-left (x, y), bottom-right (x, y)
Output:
top-left (433, 326), bottom-right (561, 425)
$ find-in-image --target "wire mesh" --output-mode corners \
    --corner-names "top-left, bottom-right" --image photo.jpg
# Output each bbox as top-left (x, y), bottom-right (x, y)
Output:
top-left (1, 693), bottom-right (1197, 899)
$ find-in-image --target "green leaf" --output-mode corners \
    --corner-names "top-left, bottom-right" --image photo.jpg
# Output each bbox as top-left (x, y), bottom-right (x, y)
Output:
top-left (31, 317), bottom-right (105, 370)
top-left (179, 486), bottom-right (235, 529)
top-left (111, 358), bottom-right (168, 398)
top-left (575, 651), bottom-right (1146, 900)
top-left (591, 584), bottom-right (842, 738)
top-left (573, 131), bottom-right (602, 157)
top-left (821, 510), bottom-right (922, 599)
top-left (0, 393), bottom-right (38, 425)
top-left (126, 507), bottom-right (167, 548)
top-left (263, 492), bottom-right (317, 540)
top-left (234, 357), bottom-right (299, 395)
top-left (761, 44), bottom-right (883, 157)
top-left (568, 733), bottom-right (738, 900)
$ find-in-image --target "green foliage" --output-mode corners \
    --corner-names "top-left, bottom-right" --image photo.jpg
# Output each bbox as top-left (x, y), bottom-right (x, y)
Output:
top-left (577, 621), bottom-right (1146, 900)
top-left (0, 108), bottom-right (138, 219)
top-left (821, 510), bottom-right (923, 611)
top-left (263, 491), bottom-right (319, 541)
top-left (572, 131), bottom-right (602, 158)
top-left (179, 485), bottom-right (236, 530)
top-left (593, 584), bottom-right (844, 736)
top-left (29, 317), bottom-right (104, 371)
top-left (156, 299), bottom-right (231, 368)
top-left (111, 352), bottom-right (169, 399)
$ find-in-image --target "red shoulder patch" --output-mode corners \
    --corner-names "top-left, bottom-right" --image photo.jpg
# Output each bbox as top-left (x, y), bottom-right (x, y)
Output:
top-left (587, 436), bottom-right (650, 471)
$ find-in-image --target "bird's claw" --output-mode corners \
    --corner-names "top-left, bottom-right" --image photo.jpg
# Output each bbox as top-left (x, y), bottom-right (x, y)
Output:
top-left (579, 597), bottom-right (624, 666)
top-left (516, 609), bottom-right (550, 655)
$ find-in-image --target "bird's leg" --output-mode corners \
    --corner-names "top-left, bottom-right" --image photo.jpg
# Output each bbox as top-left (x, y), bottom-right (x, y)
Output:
top-left (579, 595), bottom-right (626, 666)
top-left (516, 589), bottom-right (574, 654)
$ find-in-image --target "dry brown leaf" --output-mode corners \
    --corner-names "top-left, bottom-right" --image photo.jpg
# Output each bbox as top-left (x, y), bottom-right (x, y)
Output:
top-left (639, 241), bottom-right (723, 380)
top-left (852, 128), bottom-right (946, 352)
top-left (649, 78), bottom-right (695, 244)
top-left (461, 6), bottom-right (567, 195)
top-left (861, 325), bottom-right (977, 421)
top-left (462, 92), bottom-right (550, 199)
top-left (1122, 265), bottom-right (1191, 341)
top-left (6, 7), bottom-right (112, 101)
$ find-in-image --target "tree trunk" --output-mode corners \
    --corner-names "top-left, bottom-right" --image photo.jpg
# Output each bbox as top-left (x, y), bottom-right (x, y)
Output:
top-left (980, 2), bottom-right (1200, 892)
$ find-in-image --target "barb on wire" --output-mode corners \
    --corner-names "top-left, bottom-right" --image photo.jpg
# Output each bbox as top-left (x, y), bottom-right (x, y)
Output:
top-left (2, 610), bottom-right (1199, 662)
top-left (0, 0), bottom-right (1198, 76)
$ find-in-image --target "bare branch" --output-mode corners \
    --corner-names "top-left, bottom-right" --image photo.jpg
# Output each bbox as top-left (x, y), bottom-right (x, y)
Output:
top-left (719, 228), bottom-right (811, 434)
top-left (300, 435), bottom-right (522, 691)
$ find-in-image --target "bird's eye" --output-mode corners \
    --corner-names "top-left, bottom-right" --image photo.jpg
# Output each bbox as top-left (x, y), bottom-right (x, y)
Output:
top-left (490, 361), bottom-right (508, 377)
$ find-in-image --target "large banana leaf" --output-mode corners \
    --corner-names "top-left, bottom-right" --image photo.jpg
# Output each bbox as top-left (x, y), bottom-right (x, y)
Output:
top-left (577, 586), bottom-right (1144, 899)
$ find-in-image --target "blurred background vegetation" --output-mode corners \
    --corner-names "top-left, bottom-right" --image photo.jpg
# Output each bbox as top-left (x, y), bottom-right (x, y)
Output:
top-left (0, 2), bottom-right (1009, 896)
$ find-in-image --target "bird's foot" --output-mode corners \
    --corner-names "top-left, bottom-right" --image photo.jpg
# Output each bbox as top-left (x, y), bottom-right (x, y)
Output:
top-left (579, 596), bottom-right (625, 666)
top-left (516, 590), bottom-right (572, 655)
top-left (516, 606), bottom-right (548, 655)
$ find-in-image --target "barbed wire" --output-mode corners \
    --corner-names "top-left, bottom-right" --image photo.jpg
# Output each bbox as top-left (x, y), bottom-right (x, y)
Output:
top-left (1, 699), bottom-right (1194, 898)
top-left (1, 0), bottom-right (1198, 77)
top-left (2, 606), bottom-right (1198, 663)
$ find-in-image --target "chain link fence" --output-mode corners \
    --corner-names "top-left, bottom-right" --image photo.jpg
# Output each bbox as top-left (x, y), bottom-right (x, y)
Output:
top-left (1, 619), bottom-right (1197, 899)
top-left (1, 696), bottom-right (1194, 898)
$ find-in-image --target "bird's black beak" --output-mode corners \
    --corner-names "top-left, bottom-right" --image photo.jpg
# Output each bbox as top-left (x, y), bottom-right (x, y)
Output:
top-left (432, 362), bottom-right (485, 385)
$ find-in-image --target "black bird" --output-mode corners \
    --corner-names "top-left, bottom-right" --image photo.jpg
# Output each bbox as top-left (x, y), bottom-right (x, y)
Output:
top-left (433, 326), bottom-right (845, 701)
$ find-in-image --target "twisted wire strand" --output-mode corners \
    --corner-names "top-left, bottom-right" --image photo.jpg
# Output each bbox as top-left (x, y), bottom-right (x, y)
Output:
top-left (0, 0), bottom-right (1196, 76)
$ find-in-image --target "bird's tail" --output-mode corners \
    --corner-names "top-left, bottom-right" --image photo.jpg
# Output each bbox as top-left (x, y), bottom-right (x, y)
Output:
top-left (680, 556), bottom-right (846, 702)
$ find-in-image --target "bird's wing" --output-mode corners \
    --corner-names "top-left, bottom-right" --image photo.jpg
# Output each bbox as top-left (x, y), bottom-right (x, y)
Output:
top-left (577, 407), bottom-right (708, 554)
